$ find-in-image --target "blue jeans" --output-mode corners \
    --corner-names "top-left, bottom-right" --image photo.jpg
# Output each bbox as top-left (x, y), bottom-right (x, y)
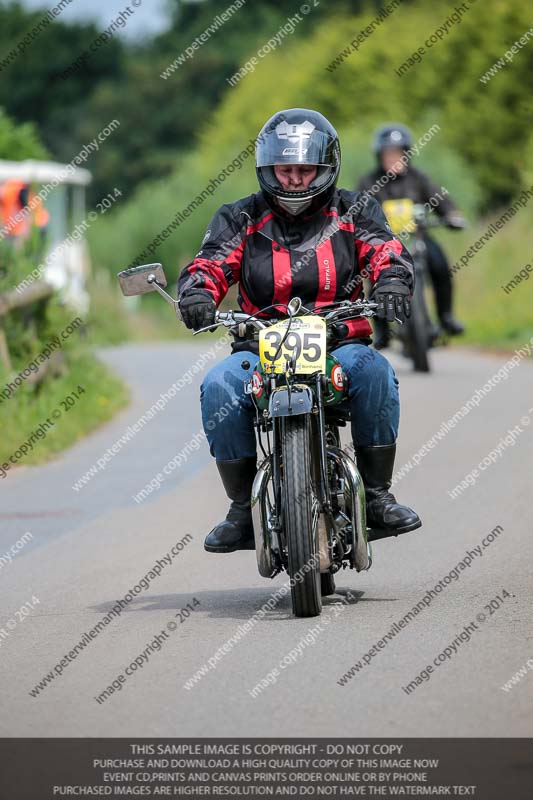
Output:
top-left (200, 344), bottom-right (400, 461)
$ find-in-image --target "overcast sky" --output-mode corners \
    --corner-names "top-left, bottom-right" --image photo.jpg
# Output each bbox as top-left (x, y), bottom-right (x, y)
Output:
top-left (17, 0), bottom-right (172, 40)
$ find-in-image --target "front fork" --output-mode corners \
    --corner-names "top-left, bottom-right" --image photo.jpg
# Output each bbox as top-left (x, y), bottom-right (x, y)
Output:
top-left (251, 375), bottom-right (372, 577)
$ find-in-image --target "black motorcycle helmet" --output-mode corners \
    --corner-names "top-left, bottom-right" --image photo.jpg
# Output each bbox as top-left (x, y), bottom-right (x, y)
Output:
top-left (256, 108), bottom-right (341, 216)
top-left (373, 123), bottom-right (413, 163)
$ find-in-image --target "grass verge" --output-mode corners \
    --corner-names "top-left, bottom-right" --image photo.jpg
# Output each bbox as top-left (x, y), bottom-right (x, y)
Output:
top-left (421, 206), bottom-right (533, 352)
top-left (0, 351), bottom-right (129, 468)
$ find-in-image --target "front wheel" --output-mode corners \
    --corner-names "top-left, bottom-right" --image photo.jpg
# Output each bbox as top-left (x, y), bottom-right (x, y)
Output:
top-left (281, 415), bottom-right (322, 617)
top-left (405, 273), bottom-right (431, 373)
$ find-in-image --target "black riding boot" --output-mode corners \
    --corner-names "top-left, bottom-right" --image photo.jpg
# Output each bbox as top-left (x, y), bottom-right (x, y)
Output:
top-left (439, 312), bottom-right (465, 336)
top-left (434, 273), bottom-right (465, 335)
top-left (204, 457), bottom-right (256, 553)
top-left (355, 444), bottom-right (421, 540)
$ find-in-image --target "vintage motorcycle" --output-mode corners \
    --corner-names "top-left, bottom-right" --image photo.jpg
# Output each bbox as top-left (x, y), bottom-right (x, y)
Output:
top-left (117, 263), bottom-right (401, 619)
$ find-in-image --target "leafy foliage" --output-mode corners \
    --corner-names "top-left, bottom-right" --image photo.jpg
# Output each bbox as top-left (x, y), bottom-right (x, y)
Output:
top-left (0, 107), bottom-right (47, 161)
top-left (202, 0), bottom-right (533, 210)
top-left (0, 0), bottom-right (530, 210)
top-left (0, 0), bottom-right (356, 202)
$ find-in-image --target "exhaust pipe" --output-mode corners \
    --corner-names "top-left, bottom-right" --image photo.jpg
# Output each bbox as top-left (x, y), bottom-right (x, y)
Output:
top-left (327, 446), bottom-right (372, 572)
top-left (251, 458), bottom-right (276, 577)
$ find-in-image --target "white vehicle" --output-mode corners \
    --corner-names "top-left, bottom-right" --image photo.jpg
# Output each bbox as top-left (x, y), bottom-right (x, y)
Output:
top-left (0, 159), bottom-right (92, 313)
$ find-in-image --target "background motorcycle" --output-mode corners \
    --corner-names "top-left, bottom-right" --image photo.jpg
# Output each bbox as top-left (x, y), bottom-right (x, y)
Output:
top-left (379, 203), bottom-right (454, 373)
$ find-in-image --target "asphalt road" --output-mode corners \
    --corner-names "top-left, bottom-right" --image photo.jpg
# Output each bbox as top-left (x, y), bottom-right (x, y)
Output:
top-left (0, 340), bottom-right (532, 737)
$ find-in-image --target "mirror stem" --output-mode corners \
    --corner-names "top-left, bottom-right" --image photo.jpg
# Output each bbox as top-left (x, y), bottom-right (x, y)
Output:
top-left (148, 275), bottom-right (182, 318)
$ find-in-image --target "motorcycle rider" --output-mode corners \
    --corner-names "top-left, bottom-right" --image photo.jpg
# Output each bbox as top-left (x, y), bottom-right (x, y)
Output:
top-left (357, 123), bottom-right (466, 349)
top-left (178, 108), bottom-right (421, 553)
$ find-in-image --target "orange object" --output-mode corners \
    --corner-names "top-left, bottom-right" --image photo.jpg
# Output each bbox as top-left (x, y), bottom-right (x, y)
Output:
top-left (0, 179), bottom-right (49, 238)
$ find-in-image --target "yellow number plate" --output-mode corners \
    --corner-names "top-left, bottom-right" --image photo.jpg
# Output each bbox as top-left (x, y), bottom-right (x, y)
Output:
top-left (259, 316), bottom-right (326, 374)
top-left (382, 198), bottom-right (416, 236)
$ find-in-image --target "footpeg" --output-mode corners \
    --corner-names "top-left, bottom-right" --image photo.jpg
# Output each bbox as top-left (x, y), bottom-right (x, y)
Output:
top-left (367, 521), bottom-right (422, 542)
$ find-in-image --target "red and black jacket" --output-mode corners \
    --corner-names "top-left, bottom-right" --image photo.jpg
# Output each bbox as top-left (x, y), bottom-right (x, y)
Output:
top-left (178, 188), bottom-right (414, 345)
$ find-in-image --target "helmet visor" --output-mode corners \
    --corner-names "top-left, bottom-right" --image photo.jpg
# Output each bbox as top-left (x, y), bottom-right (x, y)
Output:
top-left (257, 122), bottom-right (338, 168)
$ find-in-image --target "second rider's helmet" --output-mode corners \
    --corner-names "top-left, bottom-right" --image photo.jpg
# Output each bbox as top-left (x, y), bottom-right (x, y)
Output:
top-left (373, 123), bottom-right (413, 159)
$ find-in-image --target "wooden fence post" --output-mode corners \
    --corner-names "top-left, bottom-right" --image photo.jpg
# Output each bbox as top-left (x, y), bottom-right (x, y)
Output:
top-left (0, 281), bottom-right (54, 376)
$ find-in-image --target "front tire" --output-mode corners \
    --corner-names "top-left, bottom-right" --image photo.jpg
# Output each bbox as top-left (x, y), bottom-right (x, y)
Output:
top-left (405, 275), bottom-right (431, 373)
top-left (281, 415), bottom-right (322, 617)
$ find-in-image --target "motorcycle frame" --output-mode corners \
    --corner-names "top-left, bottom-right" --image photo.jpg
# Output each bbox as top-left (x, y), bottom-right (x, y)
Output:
top-left (250, 363), bottom-right (372, 580)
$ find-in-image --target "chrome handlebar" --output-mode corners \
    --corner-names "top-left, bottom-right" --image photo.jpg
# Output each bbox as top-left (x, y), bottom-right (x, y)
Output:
top-left (193, 299), bottom-right (379, 336)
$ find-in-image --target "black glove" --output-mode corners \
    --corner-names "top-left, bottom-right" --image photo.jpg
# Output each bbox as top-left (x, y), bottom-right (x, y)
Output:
top-left (371, 278), bottom-right (411, 323)
top-left (179, 290), bottom-right (216, 331)
top-left (445, 213), bottom-right (467, 230)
